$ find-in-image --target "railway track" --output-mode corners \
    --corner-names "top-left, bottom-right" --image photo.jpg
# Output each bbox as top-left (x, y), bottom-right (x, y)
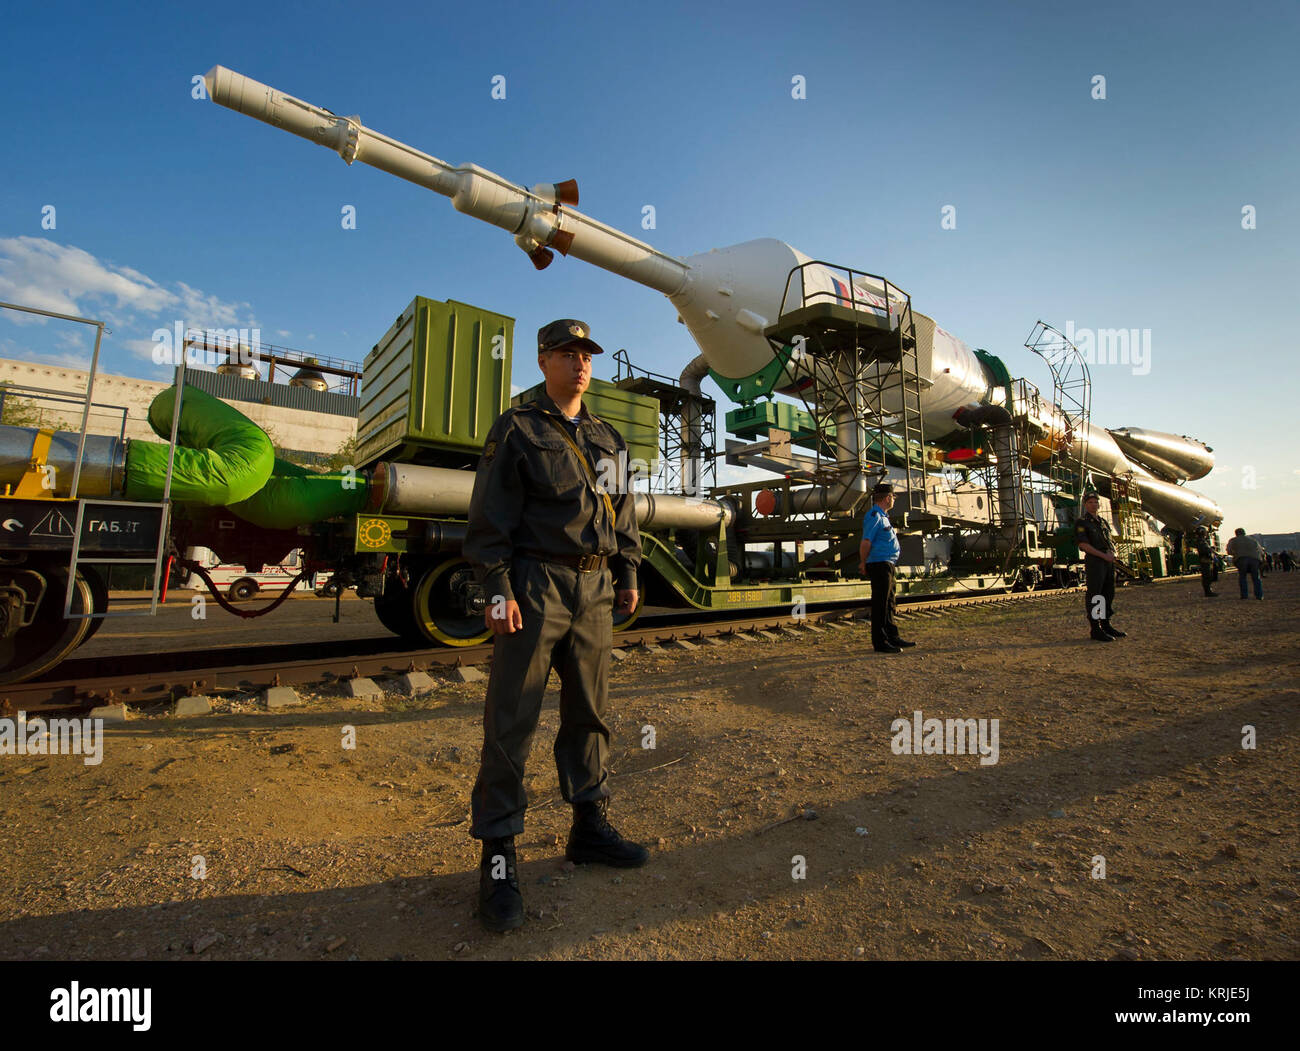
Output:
top-left (0, 582), bottom-right (1113, 716)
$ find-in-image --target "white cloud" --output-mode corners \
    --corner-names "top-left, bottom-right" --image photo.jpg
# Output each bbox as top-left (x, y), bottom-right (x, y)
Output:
top-left (0, 237), bottom-right (256, 336)
top-left (124, 338), bottom-right (163, 362)
top-left (174, 281), bottom-right (256, 332)
top-left (0, 237), bottom-right (175, 319)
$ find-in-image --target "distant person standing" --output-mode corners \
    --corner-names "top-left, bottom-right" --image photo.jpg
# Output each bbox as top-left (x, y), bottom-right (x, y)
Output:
top-left (1193, 526), bottom-right (1218, 598)
top-left (1226, 528), bottom-right (1264, 600)
top-left (1169, 531), bottom-right (1185, 575)
top-left (1281, 550), bottom-right (1295, 573)
top-left (858, 482), bottom-right (915, 653)
top-left (1074, 492), bottom-right (1126, 641)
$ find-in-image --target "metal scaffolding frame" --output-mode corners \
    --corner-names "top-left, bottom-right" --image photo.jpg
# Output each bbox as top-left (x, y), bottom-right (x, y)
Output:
top-left (611, 350), bottom-right (717, 496)
top-left (764, 261), bottom-right (927, 524)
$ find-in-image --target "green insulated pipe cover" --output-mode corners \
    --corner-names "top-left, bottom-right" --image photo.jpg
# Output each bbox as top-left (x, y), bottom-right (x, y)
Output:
top-left (227, 457), bottom-right (369, 530)
top-left (123, 385), bottom-right (275, 505)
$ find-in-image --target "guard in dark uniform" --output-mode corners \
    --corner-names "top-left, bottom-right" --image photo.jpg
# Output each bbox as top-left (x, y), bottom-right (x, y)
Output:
top-left (1074, 492), bottom-right (1126, 641)
top-left (1193, 525), bottom-right (1218, 597)
top-left (463, 319), bottom-right (647, 933)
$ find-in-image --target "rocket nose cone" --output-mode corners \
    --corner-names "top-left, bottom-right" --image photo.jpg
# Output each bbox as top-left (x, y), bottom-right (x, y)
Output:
top-left (203, 65), bottom-right (225, 101)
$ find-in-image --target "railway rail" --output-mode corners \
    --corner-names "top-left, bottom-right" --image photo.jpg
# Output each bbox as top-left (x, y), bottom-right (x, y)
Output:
top-left (0, 584), bottom-right (1106, 716)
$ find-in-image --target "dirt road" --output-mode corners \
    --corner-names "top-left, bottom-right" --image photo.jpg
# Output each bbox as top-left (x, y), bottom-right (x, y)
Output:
top-left (1, 575), bottom-right (1296, 960)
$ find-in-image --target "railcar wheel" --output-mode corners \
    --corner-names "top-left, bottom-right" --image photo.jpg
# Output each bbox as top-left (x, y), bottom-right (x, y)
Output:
top-left (1053, 566), bottom-right (1079, 589)
top-left (0, 568), bottom-right (95, 684)
top-left (1011, 566), bottom-right (1043, 593)
top-left (413, 559), bottom-right (491, 646)
top-left (373, 580), bottom-right (420, 639)
top-left (228, 578), bottom-right (258, 601)
top-left (78, 566), bottom-right (109, 645)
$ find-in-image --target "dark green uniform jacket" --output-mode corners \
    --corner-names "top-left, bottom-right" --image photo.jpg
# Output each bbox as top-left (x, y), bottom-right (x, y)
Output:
top-left (464, 393), bottom-right (641, 601)
top-left (1075, 510), bottom-right (1115, 558)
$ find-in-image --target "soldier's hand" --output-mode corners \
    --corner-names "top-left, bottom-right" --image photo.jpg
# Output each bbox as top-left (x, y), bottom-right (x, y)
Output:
top-left (616, 589), bottom-right (639, 615)
top-left (486, 599), bottom-right (523, 634)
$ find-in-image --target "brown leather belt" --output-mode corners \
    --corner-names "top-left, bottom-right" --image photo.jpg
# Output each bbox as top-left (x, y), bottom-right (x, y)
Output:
top-left (519, 550), bottom-right (610, 572)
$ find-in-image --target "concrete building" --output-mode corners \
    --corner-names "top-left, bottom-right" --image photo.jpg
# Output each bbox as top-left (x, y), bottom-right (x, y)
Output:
top-left (0, 358), bottom-right (358, 465)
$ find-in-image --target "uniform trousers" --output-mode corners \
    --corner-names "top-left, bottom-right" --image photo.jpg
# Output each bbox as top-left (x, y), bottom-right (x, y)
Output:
top-left (866, 560), bottom-right (899, 647)
top-left (470, 555), bottom-right (613, 840)
top-left (1084, 555), bottom-right (1115, 628)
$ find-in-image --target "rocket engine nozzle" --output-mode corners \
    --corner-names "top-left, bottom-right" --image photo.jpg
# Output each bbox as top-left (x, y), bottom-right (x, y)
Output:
top-left (526, 245), bottom-right (554, 270)
top-left (531, 180), bottom-right (579, 206)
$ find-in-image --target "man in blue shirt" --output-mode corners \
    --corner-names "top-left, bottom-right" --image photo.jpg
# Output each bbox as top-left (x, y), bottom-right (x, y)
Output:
top-left (857, 482), bottom-right (915, 653)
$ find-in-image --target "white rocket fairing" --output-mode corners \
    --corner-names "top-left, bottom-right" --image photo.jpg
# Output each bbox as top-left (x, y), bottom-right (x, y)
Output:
top-left (203, 66), bottom-right (1222, 531)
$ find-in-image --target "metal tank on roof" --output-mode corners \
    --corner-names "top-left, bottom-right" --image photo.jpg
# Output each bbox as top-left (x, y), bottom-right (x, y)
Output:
top-left (289, 364), bottom-right (329, 392)
top-left (216, 350), bottom-right (259, 380)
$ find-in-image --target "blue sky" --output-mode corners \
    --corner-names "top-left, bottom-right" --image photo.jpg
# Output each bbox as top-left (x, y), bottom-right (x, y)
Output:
top-left (1, 0), bottom-right (1297, 528)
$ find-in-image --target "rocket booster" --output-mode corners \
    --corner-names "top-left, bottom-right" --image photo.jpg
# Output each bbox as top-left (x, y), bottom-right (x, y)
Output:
top-left (203, 66), bottom-right (1222, 530)
top-left (1108, 428), bottom-right (1214, 483)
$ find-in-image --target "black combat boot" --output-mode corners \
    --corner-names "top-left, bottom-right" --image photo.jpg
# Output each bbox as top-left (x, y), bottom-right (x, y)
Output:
top-left (566, 798), bottom-right (649, 868)
top-left (1090, 626), bottom-right (1114, 642)
top-left (1101, 620), bottom-right (1127, 638)
top-left (478, 836), bottom-right (524, 932)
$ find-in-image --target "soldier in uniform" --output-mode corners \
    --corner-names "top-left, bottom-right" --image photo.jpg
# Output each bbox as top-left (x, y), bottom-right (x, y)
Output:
top-left (1074, 492), bottom-right (1127, 641)
top-left (857, 482), bottom-right (915, 653)
top-left (1193, 525), bottom-right (1218, 598)
top-left (463, 319), bottom-right (647, 933)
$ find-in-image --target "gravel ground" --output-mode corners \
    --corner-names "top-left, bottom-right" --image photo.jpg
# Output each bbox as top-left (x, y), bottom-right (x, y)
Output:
top-left (1, 574), bottom-right (1296, 961)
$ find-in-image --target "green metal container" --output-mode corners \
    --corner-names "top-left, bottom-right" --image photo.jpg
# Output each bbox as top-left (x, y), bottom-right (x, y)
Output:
top-left (357, 297), bottom-right (513, 467)
top-left (727, 401), bottom-right (818, 443)
top-left (512, 377), bottom-right (660, 468)
top-left (1146, 545), bottom-right (1166, 578)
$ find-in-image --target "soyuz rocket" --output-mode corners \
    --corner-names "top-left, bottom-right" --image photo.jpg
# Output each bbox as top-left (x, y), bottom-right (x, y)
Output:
top-left (202, 67), bottom-right (1222, 532)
